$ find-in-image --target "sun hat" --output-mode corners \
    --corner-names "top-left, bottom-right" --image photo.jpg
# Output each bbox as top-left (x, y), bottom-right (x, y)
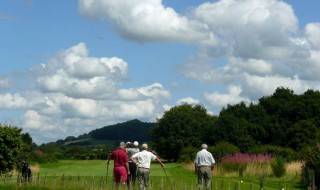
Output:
top-left (133, 141), bottom-right (139, 146)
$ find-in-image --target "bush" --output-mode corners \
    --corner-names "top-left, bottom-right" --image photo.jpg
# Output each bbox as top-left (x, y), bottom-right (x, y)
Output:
top-left (248, 145), bottom-right (298, 161)
top-left (208, 141), bottom-right (240, 162)
top-left (301, 144), bottom-right (320, 189)
top-left (178, 146), bottom-right (197, 163)
top-left (270, 156), bottom-right (286, 178)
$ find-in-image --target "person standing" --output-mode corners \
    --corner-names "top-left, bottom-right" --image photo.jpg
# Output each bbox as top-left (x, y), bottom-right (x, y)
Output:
top-left (109, 142), bottom-right (130, 190)
top-left (194, 144), bottom-right (215, 190)
top-left (126, 141), bottom-right (140, 189)
top-left (130, 143), bottom-right (164, 190)
top-left (21, 161), bottom-right (32, 184)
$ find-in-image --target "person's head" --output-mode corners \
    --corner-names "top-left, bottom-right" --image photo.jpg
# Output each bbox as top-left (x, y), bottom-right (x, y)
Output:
top-left (120, 142), bottom-right (126, 148)
top-left (126, 141), bottom-right (132, 147)
top-left (141, 143), bottom-right (148, 150)
top-left (133, 141), bottom-right (139, 147)
top-left (201, 144), bottom-right (208, 149)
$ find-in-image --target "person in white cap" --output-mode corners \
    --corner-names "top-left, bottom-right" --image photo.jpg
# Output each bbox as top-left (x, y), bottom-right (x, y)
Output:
top-left (130, 143), bottom-right (164, 190)
top-left (194, 143), bottom-right (215, 190)
top-left (125, 141), bottom-right (140, 189)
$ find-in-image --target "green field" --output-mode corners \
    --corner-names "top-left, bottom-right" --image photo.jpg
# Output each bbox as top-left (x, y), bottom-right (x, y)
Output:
top-left (0, 160), bottom-right (304, 190)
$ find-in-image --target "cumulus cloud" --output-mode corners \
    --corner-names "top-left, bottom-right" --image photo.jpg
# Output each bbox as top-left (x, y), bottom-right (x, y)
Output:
top-left (31, 43), bottom-right (128, 99)
top-left (0, 93), bottom-right (28, 109)
top-left (0, 43), bottom-right (171, 143)
top-left (204, 85), bottom-right (250, 108)
top-left (177, 97), bottom-right (199, 105)
top-left (78, 0), bottom-right (210, 42)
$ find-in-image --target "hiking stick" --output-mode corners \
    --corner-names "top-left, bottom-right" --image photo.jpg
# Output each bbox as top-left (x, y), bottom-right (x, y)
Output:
top-left (162, 167), bottom-right (173, 190)
top-left (106, 160), bottom-right (110, 186)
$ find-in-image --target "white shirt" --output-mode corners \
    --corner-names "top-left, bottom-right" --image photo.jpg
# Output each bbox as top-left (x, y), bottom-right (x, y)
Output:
top-left (194, 149), bottom-right (215, 166)
top-left (131, 150), bottom-right (157, 169)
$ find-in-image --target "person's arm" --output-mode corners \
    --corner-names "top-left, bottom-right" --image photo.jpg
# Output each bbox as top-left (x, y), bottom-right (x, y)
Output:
top-left (155, 157), bottom-right (164, 168)
top-left (125, 162), bottom-right (130, 175)
top-left (194, 163), bottom-right (198, 173)
top-left (130, 156), bottom-right (136, 164)
top-left (107, 151), bottom-right (112, 165)
top-left (211, 163), bottom-right (215, 171)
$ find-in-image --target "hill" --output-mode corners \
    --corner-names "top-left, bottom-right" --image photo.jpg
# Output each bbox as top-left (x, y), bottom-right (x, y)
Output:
top-left (60, 119), bottom-right (156, 146)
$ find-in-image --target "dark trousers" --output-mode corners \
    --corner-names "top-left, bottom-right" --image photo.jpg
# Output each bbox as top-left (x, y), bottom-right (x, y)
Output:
top-left (128, 162), bottom-right (137, 189)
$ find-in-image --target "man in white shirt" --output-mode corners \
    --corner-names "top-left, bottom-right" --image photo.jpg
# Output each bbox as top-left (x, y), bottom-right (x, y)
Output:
top-left (194, 144), bottom-right (215, 190)
top-left (130, 143), bottom-right (164, 190)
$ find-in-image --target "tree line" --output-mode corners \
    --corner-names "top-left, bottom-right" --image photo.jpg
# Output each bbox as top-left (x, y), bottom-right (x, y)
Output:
top-left (151, 87), bottom-right (320, 162)
top-left (1, 87), bottom-right (319, 184)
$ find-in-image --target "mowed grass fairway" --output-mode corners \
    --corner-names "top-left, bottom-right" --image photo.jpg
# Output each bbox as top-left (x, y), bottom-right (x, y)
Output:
top-left (0, 160), bottom-right (304, 190)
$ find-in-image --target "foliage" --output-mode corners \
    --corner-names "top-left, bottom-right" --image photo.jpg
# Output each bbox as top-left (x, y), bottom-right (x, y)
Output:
top-left (178, 146), bottom-right (198, 163)
top-left (270, 157), bottom-right (286, 178)
top-left (0, 124), bottom-right (24, 173)
top-left (301, 144), bottom-right (320, 189)
top-left (208, 87), bottom-right (320, 153)
top-left (208, 141), bottom-right (240, 162)
top-left (89, 119), bottom-right (155, 142)
top-left (286, 120), bottom-right (317, 150)
top-left (248, 145), bottom-right (298, 161)
top-left (150, 104), bottom-right (217, 162)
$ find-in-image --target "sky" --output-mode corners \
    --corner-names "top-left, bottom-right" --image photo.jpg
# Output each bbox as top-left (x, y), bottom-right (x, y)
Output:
top-left (1, 0), bottom-right (320, 144)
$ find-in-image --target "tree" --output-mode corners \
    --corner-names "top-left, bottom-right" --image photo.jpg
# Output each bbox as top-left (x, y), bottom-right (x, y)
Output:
top-left (287, 120), bottom-right (317, 150)
top-left (150, 104), bottom-right (216, 162)
top-left (0, 124), bottom-right (24, 173)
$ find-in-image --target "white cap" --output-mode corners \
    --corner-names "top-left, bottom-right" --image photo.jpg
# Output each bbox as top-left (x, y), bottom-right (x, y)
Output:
top-left (133, 141), bottom-right (139, 146)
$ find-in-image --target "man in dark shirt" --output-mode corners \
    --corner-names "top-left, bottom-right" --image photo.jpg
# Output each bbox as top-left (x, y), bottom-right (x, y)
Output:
top-left (109, 142), bottom-right (130, 190)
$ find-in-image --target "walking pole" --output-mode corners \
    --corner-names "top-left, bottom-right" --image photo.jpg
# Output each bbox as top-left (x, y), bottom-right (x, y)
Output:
top-left (162, 167), bottom-right (173, 190)
top-left (106, 159), bottom-right (110, 187)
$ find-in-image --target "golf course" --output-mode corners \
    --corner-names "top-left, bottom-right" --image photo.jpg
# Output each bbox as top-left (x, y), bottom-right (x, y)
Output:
top-left (0, 160), bottom-right (304, 190)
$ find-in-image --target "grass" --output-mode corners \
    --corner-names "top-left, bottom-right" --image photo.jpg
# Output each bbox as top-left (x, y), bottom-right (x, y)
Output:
top-left (0, 160), bottom-right (305, 190)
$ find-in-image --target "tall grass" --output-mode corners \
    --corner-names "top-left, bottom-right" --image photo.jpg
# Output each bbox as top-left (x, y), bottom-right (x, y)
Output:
top-left (0, 160), bottom-right (305, 190)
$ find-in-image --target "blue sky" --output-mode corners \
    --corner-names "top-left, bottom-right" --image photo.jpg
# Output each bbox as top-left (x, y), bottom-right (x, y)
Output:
top-left (1, 0), bottom-right (320, 144)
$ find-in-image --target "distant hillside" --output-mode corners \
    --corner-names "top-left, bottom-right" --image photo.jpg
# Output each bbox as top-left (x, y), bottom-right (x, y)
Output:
top-left (88, 119), bottom-right (155, 142)
top-left (56, 119), bottom-right (156, 146)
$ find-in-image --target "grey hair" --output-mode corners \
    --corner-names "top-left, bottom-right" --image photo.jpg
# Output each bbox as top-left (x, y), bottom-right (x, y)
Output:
top-left (201, 144), bottom-right (208, 149)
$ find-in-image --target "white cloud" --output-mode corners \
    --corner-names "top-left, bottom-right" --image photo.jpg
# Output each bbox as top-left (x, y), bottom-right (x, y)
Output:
top-left (78, 0), bottom-right (210, 42)
top-left (242, 74), bottom-right (308, 99)
top-left (305, 23), bottom-right (320, 49)
top-left (0, 43), bottom-right (172, 144)
top-left (177, 97), bottom-right (199, 105)
top-left (204, 85), bottom-right (250, 108)
top-left (32, 43), bottom-right (128, 99)
top-left (0, 93), bottom-right (28, 109)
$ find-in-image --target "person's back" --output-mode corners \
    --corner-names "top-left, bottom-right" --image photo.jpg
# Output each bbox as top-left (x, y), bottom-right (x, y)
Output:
top-left (194, 144), bottom-right (215, 190)
top-left (130, 143), bottom-right (164, 190)
top-left (111, 148), bottom-right (128, 167)
top-left (109, 142), bottom-right (130, 190)
top-left (126, 141), bottom-right (140, 189)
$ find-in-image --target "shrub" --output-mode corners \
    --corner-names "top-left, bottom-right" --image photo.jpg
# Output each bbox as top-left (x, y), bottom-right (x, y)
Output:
top-left (301, 144), bottom-right (320, 189)
top-left (270, 156), bottom-right (286, 178)
top-left (208, 141), bottom-right (240, 162)
top-left (178, 146), bottom-right (197, 163)
top-left (248, 145), bottom-right (298, 161)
